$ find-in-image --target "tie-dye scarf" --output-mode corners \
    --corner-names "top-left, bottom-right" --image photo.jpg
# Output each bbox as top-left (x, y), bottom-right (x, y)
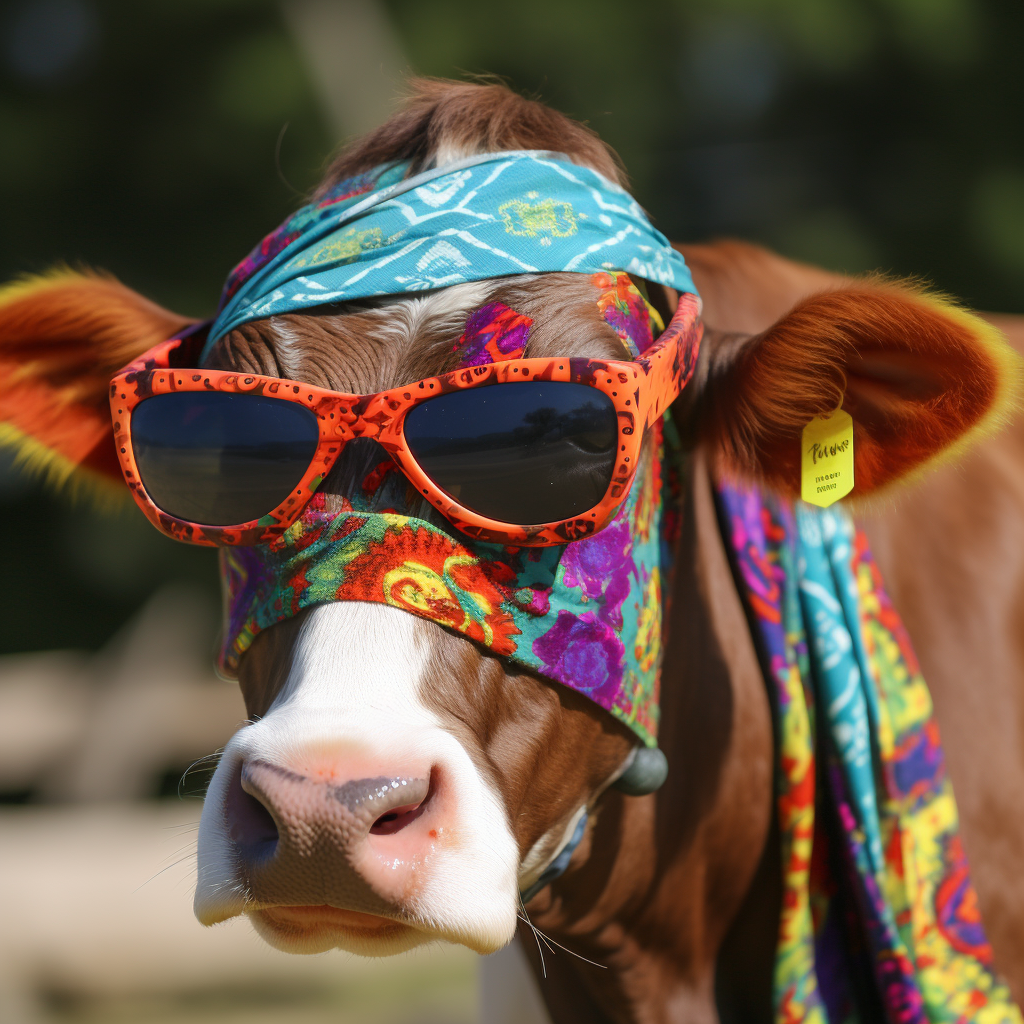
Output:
top-left (718, 484), bottom-right (1021, 1023)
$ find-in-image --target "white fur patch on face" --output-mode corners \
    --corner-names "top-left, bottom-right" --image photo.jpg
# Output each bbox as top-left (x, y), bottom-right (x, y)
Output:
top-left (360, 280), bottom-right (494, 346)
top-left (270, 281), bottom-right (495, 382)
top-left (195, 603), bottom-right (520, 956)
top-left (268, 315), bottom-right (304, 373)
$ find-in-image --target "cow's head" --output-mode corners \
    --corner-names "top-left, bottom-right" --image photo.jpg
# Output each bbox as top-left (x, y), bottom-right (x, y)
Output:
top-left (1, 80), bottom-right (1017, 960)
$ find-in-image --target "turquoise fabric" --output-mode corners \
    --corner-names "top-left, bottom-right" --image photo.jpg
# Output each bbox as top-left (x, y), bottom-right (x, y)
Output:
top-left (795, 506), bottom-right (886, 876)
top-left (202, 150), bottom-right (695, 359)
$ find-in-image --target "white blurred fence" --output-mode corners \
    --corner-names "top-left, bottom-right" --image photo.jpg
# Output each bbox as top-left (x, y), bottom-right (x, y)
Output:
top-left (0, 585), bottom-right (242, 803)
top-left (0, 587), bottom-right (478, 1023)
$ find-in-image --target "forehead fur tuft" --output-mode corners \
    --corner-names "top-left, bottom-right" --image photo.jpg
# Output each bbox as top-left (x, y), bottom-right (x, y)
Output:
top-left (316, 78), bottom-right (626, 198)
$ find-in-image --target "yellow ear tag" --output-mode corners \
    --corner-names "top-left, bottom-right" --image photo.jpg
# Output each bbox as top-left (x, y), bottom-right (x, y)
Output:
top-left (801, 409), bottom-right (854, 507)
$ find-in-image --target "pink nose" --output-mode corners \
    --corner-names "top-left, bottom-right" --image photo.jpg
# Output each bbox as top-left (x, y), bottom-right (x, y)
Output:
top-left (224, 758), bottom-right (441, 915)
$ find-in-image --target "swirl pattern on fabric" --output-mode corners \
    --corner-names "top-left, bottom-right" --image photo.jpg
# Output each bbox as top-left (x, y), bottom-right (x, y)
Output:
top-left (220, 448), bottom-right (666, 745)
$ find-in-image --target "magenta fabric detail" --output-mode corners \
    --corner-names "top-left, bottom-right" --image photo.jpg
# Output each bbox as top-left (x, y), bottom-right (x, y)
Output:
top-left (452, 301), bottom-right (533, 366)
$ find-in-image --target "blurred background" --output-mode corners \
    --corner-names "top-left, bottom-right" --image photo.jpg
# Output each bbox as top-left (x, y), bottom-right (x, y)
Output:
top-left (0, 0), bottom-right (1022, 1020)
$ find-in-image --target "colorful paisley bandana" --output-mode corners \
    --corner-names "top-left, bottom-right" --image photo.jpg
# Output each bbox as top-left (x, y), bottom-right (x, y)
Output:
top-left (202, 150), bottom-right (695, 358)
top-left (718, 484), bottom-right (1021, 1023)
top-left (218, 270), bottom-right (684, 746)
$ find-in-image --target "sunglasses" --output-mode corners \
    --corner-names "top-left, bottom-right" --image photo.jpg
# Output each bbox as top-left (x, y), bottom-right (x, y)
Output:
top-left (109, 293), bottom-right (701, 547)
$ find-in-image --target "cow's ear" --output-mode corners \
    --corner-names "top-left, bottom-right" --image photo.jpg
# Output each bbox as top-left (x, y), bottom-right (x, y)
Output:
top-left (699, 279), bottom-right (1022, 499)
top-left (0, 268), bottom-right (195, 493)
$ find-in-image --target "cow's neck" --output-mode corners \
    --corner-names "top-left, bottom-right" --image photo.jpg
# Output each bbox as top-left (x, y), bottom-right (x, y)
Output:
top-left (521, 449), bottom-right (776, 1024)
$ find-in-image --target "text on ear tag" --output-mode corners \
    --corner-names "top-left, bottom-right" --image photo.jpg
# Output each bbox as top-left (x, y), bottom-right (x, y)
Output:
top-left (801, 408), bottom-right (854, 507)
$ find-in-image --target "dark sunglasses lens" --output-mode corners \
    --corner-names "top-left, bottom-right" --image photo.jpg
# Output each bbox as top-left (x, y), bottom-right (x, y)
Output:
top-left (404, 382), bottom-right (617, 526)
top-left (131, 392), bottom-right (320, 526)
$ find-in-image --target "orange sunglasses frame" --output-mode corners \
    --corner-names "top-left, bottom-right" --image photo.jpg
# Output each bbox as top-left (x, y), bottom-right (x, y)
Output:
top-left (109, 292), bottom-right (702, 547)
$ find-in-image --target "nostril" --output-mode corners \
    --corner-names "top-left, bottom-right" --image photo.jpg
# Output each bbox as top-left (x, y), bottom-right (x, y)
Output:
top-left (226, 762), bottom-right (279, 862)
top-left (370, 801), bottom-right (426, 836)
top-left (369, 772), bottom-right (435, 836)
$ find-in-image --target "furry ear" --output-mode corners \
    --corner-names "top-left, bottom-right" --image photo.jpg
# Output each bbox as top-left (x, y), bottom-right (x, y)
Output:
top-left (699, 279), bottom-right (1022, 499)
top-left (0, 268), bottom-right (195, 493)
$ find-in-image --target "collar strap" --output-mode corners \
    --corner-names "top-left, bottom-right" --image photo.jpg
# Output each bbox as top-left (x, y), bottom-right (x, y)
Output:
top-left (520, 809), bottom-right (589, 904)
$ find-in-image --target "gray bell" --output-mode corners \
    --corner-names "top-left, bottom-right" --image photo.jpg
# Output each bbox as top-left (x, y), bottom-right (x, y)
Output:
top-left (612, 746), bottom-right (669, 795)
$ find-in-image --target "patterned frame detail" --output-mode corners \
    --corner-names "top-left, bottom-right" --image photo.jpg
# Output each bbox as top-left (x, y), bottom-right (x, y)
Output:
top-left (109, 292), bottom-right (702, 547)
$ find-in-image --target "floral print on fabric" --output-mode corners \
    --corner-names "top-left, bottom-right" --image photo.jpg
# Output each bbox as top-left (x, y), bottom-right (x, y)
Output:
top-left (220, 440), bottom-right (667, 746)
top-left (533, 611), bottom-right (623, 706)
top-left (593, 270), bottom-right (664, 357)
top-left (718, 483), bottom-right (1021, 1024)
top-left (452, 301), bottom-right (532, 366)
top-left (341, 524), bottom-right (521, 654)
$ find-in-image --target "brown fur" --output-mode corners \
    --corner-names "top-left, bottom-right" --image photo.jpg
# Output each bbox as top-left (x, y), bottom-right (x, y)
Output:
top-left (207, 273), bottom-right (628, 391)
top-left (317, 78), bottom-right (625, 195)
top-left (0, 269), bottom-right (194, 483)
top-left (420, 626), bottom-right (636, 885)
top-left (518, 451), bottom-right (773, 1023)
top-left (696, 277), bottom-right (1018, 500)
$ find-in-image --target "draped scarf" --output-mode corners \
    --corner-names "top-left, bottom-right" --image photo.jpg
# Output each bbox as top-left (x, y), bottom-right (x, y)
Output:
top-left (718, 484), bottom-right (1021, 1023)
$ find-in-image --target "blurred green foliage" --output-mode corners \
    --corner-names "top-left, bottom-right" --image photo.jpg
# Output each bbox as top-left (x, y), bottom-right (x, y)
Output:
top-left (0, 0), bottom-right (329, 653)
top-left (389, 0), bottom-right (1024, 305)
top-left (0, 0), bottom-right (1022, 655)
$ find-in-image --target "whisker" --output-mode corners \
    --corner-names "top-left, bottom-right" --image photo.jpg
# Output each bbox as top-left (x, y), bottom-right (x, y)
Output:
top-left (166, 826), bottom-right (201, 839)
top-left (134, 852), bottom-right (198, 893)
top-left (162, 821), bottom-right (201, 834)
top-left (535, 928), bottom-right (607, 970)
top-left (516, 894), bottom-right (606, 972)
top-left (517, 896), bottom-right (546, 979)
top-left (178, 750), bottom-right (225, 798)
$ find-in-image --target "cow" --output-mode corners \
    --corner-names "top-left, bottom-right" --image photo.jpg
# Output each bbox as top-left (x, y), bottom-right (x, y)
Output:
top-left (2, 79), bottom-right (1023, 1024)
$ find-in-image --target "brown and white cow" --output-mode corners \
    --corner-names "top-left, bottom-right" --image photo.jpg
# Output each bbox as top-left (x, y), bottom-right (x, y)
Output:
top-left (2, 80), bottom-right (1024, 1023)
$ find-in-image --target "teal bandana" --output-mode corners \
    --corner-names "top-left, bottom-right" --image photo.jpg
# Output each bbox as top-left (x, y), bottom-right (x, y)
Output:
top-left (203, 150), bottom-right (695, 359)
